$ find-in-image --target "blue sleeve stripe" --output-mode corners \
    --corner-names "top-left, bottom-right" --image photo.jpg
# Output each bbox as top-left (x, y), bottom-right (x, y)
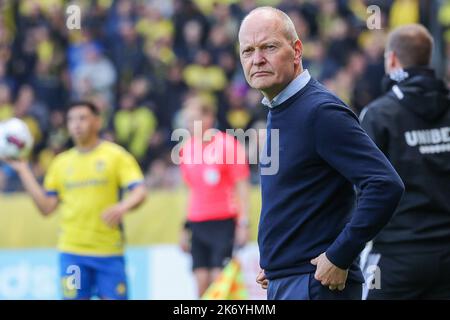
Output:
top-left (126, 181), bottom-right (144, 191)
top-left (46, 191), bottom-right (58, 197)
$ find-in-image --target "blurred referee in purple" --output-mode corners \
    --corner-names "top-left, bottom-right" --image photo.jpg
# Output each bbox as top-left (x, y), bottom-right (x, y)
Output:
top-left (238, 7), bottom-right (404, 300)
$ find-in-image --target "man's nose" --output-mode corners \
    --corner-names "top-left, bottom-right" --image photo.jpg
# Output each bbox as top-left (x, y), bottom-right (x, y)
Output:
top-left (252, 49), bottom-right (266, 66)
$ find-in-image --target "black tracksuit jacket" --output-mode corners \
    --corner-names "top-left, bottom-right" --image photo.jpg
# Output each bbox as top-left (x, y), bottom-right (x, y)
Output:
top-left (360, 67), bottom-right (450, 252)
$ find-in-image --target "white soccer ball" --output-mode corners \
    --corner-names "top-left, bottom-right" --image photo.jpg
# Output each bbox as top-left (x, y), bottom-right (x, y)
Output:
top-left (0, 118), bottom-right (34, 159)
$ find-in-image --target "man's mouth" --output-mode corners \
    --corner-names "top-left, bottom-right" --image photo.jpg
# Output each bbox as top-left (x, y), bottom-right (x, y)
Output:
top-left (252, 71), bottom-right (271, 77)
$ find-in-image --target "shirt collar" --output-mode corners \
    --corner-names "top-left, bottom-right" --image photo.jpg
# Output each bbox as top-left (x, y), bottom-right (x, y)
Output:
top-left (261, 69), bottom-right (311, 108)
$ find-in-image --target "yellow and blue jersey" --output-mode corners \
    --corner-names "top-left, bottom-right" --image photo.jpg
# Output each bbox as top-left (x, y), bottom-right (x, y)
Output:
top-left (44, 141), bottom-right (144, 256)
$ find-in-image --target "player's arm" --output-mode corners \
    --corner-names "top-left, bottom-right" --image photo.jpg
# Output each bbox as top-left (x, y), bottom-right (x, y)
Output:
top-left (120, 183), bottom-right (147, 211)
top-left (177, 174), bottom-right (192, 253)
top-left (103, 149), bottom-right (148, 227)
top-left (4, 159), bottom-right (58, 216)
top-left (234, 178), bottom-right (251, 247)
top-left (231, 137), bottom-right (252, 248)
top-left (102, 183), bottom-right (147, 227)
top-left (236, 179), bottom-right (250, 226)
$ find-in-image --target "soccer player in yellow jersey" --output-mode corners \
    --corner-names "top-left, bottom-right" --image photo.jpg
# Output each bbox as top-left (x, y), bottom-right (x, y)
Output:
top-left (2, 101), bottom-right (147, 299)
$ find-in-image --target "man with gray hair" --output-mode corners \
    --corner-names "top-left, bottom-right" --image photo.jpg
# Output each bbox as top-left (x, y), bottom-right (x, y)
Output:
top-left (360, 24), bottom-right (450, 299)
top-left (238, 7), bottom-right (404, 300)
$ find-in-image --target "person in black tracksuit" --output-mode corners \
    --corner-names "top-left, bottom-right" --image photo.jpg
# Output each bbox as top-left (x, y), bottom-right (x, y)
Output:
top-left (360, 24), bottom-right (450, 299)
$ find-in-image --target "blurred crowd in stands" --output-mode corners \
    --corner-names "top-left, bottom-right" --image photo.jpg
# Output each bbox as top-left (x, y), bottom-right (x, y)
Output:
top-left (0, 0), bottom-right (449, 192)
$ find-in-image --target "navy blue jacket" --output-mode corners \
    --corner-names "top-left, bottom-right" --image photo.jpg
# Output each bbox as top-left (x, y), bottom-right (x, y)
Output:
top-left (259, 78), bottom-right (404, 281)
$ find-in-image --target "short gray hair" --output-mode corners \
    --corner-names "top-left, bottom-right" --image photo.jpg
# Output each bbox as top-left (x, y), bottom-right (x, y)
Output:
top-left (240, 6), bottom-right (299, 42)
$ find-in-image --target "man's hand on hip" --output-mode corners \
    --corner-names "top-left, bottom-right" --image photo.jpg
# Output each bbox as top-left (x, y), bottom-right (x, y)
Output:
top-left (256, 269), bottom-right (269, 290)
top-left (311, 252), bottom-right (348, 291)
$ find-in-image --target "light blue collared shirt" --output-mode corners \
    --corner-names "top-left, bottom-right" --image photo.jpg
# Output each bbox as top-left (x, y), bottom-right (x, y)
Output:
top-left (261, 69), bottom-right (311, 108)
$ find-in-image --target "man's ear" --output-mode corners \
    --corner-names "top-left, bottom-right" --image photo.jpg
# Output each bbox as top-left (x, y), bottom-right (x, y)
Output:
top-left (386, 51), bottom-right (402, 73)
top-left (391, 51), bottom-right (404, 70)
top-left (293, 39), bottom-right (303, 64)
top-left (389, 51), bottom-right (396, 69)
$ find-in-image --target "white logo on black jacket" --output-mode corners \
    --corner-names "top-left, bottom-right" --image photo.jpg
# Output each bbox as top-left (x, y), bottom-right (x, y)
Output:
top-left (404, 127), bottom-right (450, 154)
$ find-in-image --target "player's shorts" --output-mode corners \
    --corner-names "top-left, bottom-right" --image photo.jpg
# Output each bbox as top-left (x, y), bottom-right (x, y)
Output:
top-left (188, 218), bottom-right (236, 270)
top-left (59, 252), bottom-right (128, 300)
